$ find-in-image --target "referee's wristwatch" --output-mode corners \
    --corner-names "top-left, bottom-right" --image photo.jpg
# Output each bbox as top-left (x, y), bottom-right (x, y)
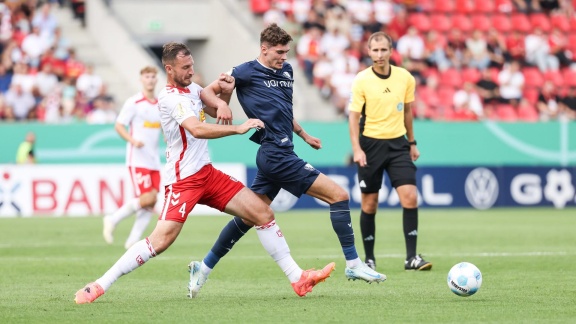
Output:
top-left (408, 140), bottom-right (417, 146)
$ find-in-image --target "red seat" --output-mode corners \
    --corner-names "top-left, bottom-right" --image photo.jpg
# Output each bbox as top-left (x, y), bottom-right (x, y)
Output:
top-left (523, 67), bottom-right (544, 88)
top-left (472, 14), bottom-right (491, 32)
top-left (250, 0), bottom-right (271, 14)
top-left (409, 13), bottom-right (431, 33)
top-left (496, 104), bottom-right (518, 122)
top-left (433, 0), bottom-right (455, 13)
top-left (511, 13), bottom-right (531, 33)
top-left (474, 0), bottom-right (495, 13)
top-left (452, 14), bottom-right (473, 32)
top-left (489, 67), bottom-right (500, 83)
top-left (543, 70), bottom-right (564, 87)
top-left (568, 34), bottom-right (576, 54)
top-left (530, 13), bottom-right (552, 32)
top-left (438, 86), bottom-right (456, 107)
top-left (523, 87), bottom-right (540, 105)
top-left (517, 104), bottom-right (539, 122)
top-left (550, 14), bottom-right (571, 32)
top-left (439, 68), bottom-right (463, 88)
top-left (571, 15), bottom-right (576, 32)
top-left (492, 14), bottom-right (512, 33)
top-left (455, 0), bottom-right (475, 13)
top-left (562, 69), bottom-right (576, 87)
top-left (461, 68), bottom-right (481, 83)
top-left (430, 14), bottom-right (452, 32)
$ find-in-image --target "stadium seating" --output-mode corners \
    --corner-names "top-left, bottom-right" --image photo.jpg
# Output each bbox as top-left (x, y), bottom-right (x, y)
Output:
top-left (472, 14), bottom-right (492, 32)
top-left (495, 104), bottom-right (518, 122)
top-left (492, 14), bottom-right (513, 33)
top-left (530, 13), bottom-right (552, 32)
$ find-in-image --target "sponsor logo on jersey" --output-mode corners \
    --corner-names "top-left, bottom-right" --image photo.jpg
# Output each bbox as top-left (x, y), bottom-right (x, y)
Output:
top-left (143, 121), bottom-right (161, 128)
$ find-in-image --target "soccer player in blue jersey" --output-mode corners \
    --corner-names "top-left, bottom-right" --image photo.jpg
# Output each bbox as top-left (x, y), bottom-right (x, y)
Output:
top-left (187, 23), bottom-right (387, 298)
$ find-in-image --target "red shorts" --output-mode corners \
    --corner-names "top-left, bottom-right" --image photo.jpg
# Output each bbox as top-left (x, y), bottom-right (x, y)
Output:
top-left (129, 167), bottom-right (161, 196)
top-left (159, 164), bottom-right (244, 223)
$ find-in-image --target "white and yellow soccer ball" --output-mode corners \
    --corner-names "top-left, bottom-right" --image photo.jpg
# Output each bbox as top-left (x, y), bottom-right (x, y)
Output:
top-left (447, 262), bottom-right (482, 297)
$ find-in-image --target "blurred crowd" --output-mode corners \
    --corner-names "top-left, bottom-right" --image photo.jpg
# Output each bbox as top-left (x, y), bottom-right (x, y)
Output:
top-left (0, 0), bottom-right (116, 124)
top-left (253, 0), bottom-right (576, 122)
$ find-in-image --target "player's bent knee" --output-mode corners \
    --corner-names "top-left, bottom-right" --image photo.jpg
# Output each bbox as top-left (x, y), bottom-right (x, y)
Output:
top-left (252, 205), bottom-right (275, 226)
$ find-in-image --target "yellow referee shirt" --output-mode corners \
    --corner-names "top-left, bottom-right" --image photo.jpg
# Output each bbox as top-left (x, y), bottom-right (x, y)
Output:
top-left (348, 65), bottom-right (415, 139)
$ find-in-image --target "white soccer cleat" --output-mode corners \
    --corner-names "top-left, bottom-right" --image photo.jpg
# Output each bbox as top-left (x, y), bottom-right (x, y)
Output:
top-left (345, 262), bottom-right (387, 284)
top-left (187, 261), bottom-right (208, 298)
top-left (102, 215), bottom-right (115, 244)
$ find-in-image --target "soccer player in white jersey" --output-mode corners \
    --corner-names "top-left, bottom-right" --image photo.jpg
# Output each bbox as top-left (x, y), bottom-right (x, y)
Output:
top-left (74, 42), bottom-right (334, 304)
top-left (103, 66), bottom-right (161, 249)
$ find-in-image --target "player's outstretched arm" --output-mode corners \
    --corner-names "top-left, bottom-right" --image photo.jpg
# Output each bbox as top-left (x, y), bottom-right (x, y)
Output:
top-left (293, 118), bottom-right (322, 149)
top-left (181, 116), bottom-right (264, 139)
top-left (200, 73), bottom-right (235, 125)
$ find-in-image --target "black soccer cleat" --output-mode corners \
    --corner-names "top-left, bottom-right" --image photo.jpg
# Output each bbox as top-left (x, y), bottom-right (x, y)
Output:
top-left (405, 254), bottom-right (432, 271)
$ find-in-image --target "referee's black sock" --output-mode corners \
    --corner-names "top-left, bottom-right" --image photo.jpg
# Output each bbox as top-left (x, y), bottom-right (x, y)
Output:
top-left (403, 207), bottom-right (418, 260)
top-left (360, 210), bottom-right (376, 261)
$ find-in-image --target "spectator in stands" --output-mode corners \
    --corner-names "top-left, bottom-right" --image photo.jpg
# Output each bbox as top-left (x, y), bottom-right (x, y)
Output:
top-left (525, 27), bottom-right (559, 72)
top-left (445, 29), bottom-right (468, 69)
top-left (60, 76), bottom-right (77, 118)
top-left (506, 30), bottom-right (526, 64)
top-left (498, 60), bottom-right (525, 107)
top-left (476, 68), bottom-right (500, 117)
top-left (32, 2), bottom-right (57, 38)
top-left (296, 25), bottom-right (323, 84)
top-left (548, 27), bottom-right (573, 68)
top-left (0, 64), bottom-right (13, 93)
top-left (396, 26), bottom-right (425, 62)
top-left (414, 73), bottom-right (440, 119)
top-left (560, 86), bottom-right (576, 120)
top-left (5, 83), bottom-right (36, 120)
top-left (539, 0), bottom-right (560, 13)
top-left (76, 63), bottom-right (103, 103)
top-left (422, 30), bottom-right (449, 71)
top-left (324, 5), bottom-right (350, 35)
top-left (536, 80), bottom-right (561, 120)
top-left (11, 62), bottom-right (35, 95)
top-left (384, 6), bottom-right (409, 43)
top-left (453, 82), bottom-right (484, 120)
top-left (64, 48), bottom-right (85, 80)
top-left (22, 26), bottom-right (51, 68)
top-left (34, 63), bottom-right (58, 99)
top-left (320, 27), bottom-right (350, 60)
top-left (466, 30), bottom-right (491, 70)
top-left (329, 60), bottom-right (356, 115)
top-left (373, 0), bottom-right (395, 25)
top-left (51, 27), bottom-right (70, 61)
top-left (86, 95), bottom-right (116, 124)
top-left (312, 52), bottom-right (333, 98)
top-left (347, 0), bottom-right (373, 24)
top-left (263, 2), bottom-right (286, 26)
top-left (486, 28), bottom-right (507, 69)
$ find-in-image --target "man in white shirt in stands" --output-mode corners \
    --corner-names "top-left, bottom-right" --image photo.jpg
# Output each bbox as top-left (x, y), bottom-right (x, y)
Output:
top-left (102, 66), bottom-right (162, 249)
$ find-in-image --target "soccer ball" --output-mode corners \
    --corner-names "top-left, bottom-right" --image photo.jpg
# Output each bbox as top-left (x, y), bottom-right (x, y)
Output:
top-left (447, 262), bottom-right (482, 297)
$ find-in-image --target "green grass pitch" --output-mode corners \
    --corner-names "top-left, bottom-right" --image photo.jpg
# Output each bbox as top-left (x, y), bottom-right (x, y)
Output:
top-left (1, 208), bottom-right (575, 323)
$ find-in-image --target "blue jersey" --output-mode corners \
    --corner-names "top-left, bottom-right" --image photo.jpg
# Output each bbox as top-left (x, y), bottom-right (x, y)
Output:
top-left (231, 60), bottom-right (294, 149)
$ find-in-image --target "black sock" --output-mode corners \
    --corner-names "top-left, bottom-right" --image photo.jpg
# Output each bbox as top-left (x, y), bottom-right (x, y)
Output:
top-left (403, 208), bottom-right (418, 260)
top-left (360, 210), bottom-right (376, 261)
top-left (204, 216), bottom-right (252, 268)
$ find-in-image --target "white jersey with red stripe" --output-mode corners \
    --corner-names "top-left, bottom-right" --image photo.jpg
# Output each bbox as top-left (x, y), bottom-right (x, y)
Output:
top-left (158, 83), bottom-right (211, 186)
top-left (116, 92), bottom-right (162, 170)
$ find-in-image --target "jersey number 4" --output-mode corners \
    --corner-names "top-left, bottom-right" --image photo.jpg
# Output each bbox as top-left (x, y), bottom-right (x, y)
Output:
top-left (179, 202), bottom-right (187, 218)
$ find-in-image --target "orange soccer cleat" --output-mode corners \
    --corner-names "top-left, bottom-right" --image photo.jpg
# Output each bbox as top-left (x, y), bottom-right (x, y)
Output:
top-left (74, 282), bottom-right (105, 304)
top-left (291, 262), bottom-right (336, 297)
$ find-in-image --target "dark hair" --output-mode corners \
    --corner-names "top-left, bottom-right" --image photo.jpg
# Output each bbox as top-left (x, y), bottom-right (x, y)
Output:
top-left (162, 42), bottom-right (191, 66)
top-left (260, 23), bottom-right (293, 47)
top-left (367, 32), bottom-right (393, 50)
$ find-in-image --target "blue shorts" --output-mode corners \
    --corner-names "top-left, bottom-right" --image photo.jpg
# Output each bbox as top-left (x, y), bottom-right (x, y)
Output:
top-left (251, 145), bottom-right (320, 201)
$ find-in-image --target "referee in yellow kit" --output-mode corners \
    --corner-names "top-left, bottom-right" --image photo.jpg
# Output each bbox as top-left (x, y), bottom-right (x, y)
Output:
top-left (348, 32), bottom-right (432, 271)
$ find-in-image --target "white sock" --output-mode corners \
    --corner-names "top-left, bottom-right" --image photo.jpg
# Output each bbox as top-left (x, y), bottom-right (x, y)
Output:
top-left (95, 238), bottom-right (157, 291)
top-left (124, 209), bottom-right (152, 248)
top-left (109, 198), bottom-right (141, 225)
top-left (346, 258), bottom-right (362, 268)
top-left (255, 220), bottom-right (303, 283)
top-left (200, 261), bottom-right (213, 276)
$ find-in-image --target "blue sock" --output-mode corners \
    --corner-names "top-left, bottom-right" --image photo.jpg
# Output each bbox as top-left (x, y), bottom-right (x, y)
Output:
top-left (330, 200), bottom-right (359, 261)
top-left (203, 216), bottom-right (252, 269)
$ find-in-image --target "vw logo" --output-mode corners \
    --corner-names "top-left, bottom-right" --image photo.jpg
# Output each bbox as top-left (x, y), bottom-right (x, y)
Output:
top-left (465, 168), bottom-right (499, 210)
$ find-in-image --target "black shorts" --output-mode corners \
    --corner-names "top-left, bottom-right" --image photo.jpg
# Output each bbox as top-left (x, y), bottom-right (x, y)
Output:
top-left (357, 135), bottom-right (417, 193)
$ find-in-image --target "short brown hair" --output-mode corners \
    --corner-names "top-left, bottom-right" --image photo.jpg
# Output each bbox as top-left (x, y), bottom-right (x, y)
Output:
top-left (367, 32), bottom-right (393, 50)
top-left (162, 42), bottom-right (191, 66)
top-left (140, 66), bottom-right (158, 75)
top-left (260, 23), bottom-right (293, 47)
